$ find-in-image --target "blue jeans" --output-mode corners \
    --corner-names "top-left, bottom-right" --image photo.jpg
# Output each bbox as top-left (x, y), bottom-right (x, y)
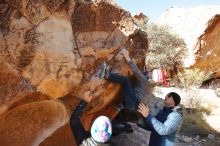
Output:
top-left (107, 73), bottom-right (139, 109)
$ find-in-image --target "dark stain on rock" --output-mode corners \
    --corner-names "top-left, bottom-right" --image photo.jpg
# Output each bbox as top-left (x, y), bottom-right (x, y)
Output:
top-left (18, 46), bottom-right (35, 69)
top-left (71, 1), bottom-right (126, 33)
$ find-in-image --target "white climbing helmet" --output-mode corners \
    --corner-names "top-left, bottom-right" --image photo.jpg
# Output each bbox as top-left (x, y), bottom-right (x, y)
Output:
top-left (90, 115), bottom-right (112, 143)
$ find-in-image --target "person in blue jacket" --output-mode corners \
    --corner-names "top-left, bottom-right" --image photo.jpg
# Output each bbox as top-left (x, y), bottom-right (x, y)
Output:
top-left (138, 92), bottom-right (183, 146)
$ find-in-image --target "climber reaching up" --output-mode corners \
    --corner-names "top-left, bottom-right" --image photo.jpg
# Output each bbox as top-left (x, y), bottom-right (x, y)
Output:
top-left (70, 92), bottom-right (112, 146)
top-left (99, 48), bottom-right (155, 113)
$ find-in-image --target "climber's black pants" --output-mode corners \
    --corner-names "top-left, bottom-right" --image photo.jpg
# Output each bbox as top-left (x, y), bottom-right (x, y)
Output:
top-left (107, 73), bottom-right (139, 109)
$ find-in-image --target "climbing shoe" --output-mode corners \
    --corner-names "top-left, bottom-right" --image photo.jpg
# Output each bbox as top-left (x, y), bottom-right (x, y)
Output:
top-left (98, 62), bottom-right (110, 79)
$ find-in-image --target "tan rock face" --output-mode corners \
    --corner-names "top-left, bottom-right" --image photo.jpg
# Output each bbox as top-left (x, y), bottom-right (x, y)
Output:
top-left (0, 0), bottom-right (149, 145)
top-left (0, 100), bottom-right (69, 146)
top-left (193, 15), bottom-right (220, 78)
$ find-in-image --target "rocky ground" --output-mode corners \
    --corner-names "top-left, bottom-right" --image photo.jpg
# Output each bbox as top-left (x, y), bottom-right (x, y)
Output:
top-left (110, 123), bottom-right (220, 146)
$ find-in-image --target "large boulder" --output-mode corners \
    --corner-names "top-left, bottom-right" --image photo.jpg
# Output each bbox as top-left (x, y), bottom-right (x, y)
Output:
top-left (0, 100), bottom-right (69, 146)
top-left (193, 15), bottom-right (220, 78)
top-left (156, 5), bottom-right (220, 74)
top-left (0, 0), bottom-right (151, 145)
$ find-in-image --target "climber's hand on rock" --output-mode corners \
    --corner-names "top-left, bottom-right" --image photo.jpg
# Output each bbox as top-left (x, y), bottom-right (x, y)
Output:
top-left (137, 103), bottom-right (149, 118)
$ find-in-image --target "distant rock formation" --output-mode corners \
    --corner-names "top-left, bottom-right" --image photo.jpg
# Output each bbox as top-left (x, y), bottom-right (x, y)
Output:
top-left (0, 0), bottom-right (152, 145)
top-left (193, 15), bottom-right (220, 78)
top-left (156, 6), bottom-right (220, 77)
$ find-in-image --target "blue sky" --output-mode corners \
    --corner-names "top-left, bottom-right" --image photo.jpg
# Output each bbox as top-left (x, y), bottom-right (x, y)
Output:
top-left (114, 0), bottom-right (220, 22)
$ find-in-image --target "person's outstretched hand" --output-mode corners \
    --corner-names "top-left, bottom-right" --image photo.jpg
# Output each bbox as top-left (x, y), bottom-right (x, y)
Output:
top-left (121, 48), bottom-right (131, 62)
top-left (138, 103), bottom-right (150, 117)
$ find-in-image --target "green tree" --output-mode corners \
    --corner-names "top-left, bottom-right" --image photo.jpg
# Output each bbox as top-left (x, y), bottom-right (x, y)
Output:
top-left (177, 68), bottom-right (210, 88)
top-left (143, 23), bottom-right (186, 70)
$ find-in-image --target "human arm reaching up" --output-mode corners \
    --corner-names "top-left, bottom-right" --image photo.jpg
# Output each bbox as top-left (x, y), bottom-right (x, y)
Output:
top-left (121, 48), bottom-right (147, 82)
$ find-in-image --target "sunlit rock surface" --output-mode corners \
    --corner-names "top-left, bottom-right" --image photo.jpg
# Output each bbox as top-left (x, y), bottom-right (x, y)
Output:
top-left (0, 0), bottom-right (152, 145)
top-left (0, 100), bottom-right (69, 146)
top-left (193, 15), bottom-right (220, 78)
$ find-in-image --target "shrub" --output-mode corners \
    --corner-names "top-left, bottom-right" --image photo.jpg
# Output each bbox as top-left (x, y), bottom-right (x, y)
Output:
top-left (179, 89), bottom-right (214, 137)
top-left (144, 23), bottom-right (186, 70)
top-left (179, 108), bottom-right (215, 137)
top-left (177, 68), bottom-right (210, 88)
